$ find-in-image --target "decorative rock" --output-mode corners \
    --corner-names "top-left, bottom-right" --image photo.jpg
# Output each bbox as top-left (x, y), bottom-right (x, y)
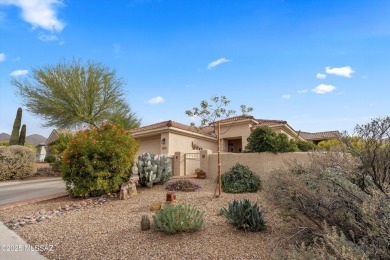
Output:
top-left (150, 201), bottom-right (163, 212)
top-left (166, 191), bottom-right (176, 202)
top-left (119, 179), bottom-right (137, 200)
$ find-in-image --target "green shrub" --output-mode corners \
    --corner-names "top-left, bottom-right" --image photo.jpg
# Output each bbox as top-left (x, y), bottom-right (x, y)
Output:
top-left (44, 155), bottom-right (56, 163)
top-left (0, 145), bottom-right (37, 180)
top-left (132, 152), bottom-right (171, 187)
top-left (0, 141), bottom-right (9, 146)
top-left (295, 140), bottom-right (315, 152)
top-left (165, 180), bottom-right (201, 192)
top-left (245, 126), bottom-right (297, 153)
top-left (220, 199), bottom-right (266, 232)
top-left (222, 163), bottom-right (261, 193)
top-left (61, 123), bottom-right (139, 197)
top-left (153, 204), bottom-right (204, 234)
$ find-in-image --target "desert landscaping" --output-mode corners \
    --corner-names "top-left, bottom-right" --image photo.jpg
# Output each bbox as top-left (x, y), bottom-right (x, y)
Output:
top-left (0, 178), bottom-right (288, 259)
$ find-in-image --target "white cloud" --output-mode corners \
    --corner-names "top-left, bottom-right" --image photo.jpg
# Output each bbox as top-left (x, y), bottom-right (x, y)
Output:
top-left (207, 58), bottom-right (231, 70)
top-left (316, 73), bottom-right (327, 79)
top-left (0, 52), bottom-right (5, 62)
top-left (297, 89), bottom-right (308, 93)
top-left (0, 0), bottom-right (65, 32)
top-left (10, 69), bottom-right (28, 76)
top-left (325, 66), bottom-right (354, 78)
top-left (38, 32), bottom-right (59, 41)
top-left (147, 96), bottom-right (164, 104)
top-left (312, 84), bottom-right (336, 94)
top-left (282, 94), bottom-right (291, 100)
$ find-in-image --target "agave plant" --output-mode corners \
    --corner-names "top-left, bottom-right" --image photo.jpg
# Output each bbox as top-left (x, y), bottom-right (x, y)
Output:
top-left (220, 199), bottom-right (266, 232)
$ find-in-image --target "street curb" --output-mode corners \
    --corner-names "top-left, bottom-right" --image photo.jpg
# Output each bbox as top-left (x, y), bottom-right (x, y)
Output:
top-left (0, 177), bottom-right (62, 187)
top-left (0, 192), bottom-right (68, 211)
top-left (0, 221), bottom-right (47, 260)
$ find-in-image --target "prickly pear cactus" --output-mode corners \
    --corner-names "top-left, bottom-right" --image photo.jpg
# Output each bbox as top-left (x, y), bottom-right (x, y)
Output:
top-left (132, 152), bottom-right (172, 188)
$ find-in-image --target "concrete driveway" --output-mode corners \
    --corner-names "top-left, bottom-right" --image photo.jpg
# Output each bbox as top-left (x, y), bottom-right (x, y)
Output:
top-left (0, 178), bottom-right (66, 207)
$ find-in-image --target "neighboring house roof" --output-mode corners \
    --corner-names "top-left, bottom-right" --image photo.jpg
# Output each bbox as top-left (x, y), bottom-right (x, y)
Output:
top-left (45, 129), bottom-right (74, 145)
top-left (299, 131), bottom-right (340, 141)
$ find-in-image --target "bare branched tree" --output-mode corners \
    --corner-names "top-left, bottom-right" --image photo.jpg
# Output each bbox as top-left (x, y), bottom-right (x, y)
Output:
top-left (186, 95), bottom-right (253, 197)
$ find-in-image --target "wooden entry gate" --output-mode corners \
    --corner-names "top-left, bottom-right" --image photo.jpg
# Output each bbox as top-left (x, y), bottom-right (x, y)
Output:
top-left (184, 152), bottom-right (200, 175)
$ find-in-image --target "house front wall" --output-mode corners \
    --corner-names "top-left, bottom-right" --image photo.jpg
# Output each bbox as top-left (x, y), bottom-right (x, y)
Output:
top-left (219, 123), bottom-right (253, 151)
top-left (135, 135), bottom-right (161, 157)
top-left (167, 132), bottom-right (217, 155)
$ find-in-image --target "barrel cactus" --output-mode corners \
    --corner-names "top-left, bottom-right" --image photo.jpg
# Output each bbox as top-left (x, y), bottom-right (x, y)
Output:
top-left (141, 214), bottom-right (151, 231)
top-left (132, 152), bottom-right (172, 188)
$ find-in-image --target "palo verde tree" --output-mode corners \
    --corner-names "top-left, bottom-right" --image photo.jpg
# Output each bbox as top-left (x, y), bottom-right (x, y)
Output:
top-left (12, 59), bottom-right (140, 130)
top-left (186, 95), bottom-right (253, 197)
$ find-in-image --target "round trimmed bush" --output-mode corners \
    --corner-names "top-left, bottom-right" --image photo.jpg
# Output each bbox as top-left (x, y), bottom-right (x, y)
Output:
top-left (222, 163), bottom-right (261, 193)
top-left (0, 145), bottom-right (37, 180)
top-left (61, 123), bottom-right (139, 197)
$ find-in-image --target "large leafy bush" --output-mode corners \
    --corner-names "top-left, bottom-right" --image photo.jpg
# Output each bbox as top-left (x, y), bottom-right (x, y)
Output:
top-left (294, 140), bottom-right (315, 152)
top-left (245, 126), bottom-right (297, 153)
top-left (221, 163), bottom-right (261, 193)
top-left (153, 204), bottom-right (204, 233)
top-left (61, 123), bottom-right (139, 197)
top-left (220, 199), bottom-right (266, 232)
top-left (0, 145), bottom-right (36, 180)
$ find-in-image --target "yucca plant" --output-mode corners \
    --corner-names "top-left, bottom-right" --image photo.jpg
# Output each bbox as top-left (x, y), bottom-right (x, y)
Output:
top-left (220, 199), bottom-right (266, 232)
top-left (153, 204), bottom-right (204, 234)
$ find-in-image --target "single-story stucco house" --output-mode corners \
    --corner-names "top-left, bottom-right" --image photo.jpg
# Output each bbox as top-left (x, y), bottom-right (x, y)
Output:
top-left (45, 115), bottom-right (339, 175)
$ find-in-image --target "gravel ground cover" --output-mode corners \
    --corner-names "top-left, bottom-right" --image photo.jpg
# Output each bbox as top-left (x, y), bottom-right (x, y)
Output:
top-left (0, 179), bottom-right (288, 259)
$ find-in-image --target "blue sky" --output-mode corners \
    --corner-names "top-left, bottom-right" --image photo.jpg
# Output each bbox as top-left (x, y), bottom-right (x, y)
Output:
top-left (1, 0), bottom-right (390, 138)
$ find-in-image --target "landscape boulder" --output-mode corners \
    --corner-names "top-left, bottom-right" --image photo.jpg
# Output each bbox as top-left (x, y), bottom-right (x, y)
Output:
top-left (119, 179), bottom-right (137, 200)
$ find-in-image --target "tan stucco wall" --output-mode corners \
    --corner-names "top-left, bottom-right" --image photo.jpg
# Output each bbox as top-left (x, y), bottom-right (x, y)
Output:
top-left (207, 152), bottom-right (311, 183)
top-left (167, 132), bottom-right (217, 155)
top-left (220, 123), bottom-right (253, 151)
top-left (135, 136), bottom-right (161, 157)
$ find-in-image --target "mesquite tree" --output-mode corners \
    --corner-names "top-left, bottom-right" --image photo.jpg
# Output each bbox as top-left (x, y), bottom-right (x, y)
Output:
top-left (186, 95), bottom-right (253, 197)
top-left (12, 59), bottom-right (140, 130)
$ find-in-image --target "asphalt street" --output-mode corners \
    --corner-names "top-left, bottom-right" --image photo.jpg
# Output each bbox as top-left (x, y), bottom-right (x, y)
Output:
top-left (0, 178), bottom-right (66, 206)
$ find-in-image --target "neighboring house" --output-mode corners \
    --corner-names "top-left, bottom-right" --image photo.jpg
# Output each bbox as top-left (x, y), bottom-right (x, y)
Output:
top-left (298, 131), bottom-right (340, 144)
top-left (36, 143), bottom-right (47, 162)
top-left (45, 129), bottom-right (74, 156)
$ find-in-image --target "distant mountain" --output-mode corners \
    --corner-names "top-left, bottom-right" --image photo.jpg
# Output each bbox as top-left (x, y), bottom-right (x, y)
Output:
top-left (26, 134), bottom-right (47, 146)
top-left (0, 132), bottom-right (47, 146)
top-left (0, 133), bottom-right (10, 141)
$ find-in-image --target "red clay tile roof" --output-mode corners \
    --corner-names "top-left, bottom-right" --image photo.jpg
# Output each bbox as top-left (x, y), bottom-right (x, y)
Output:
top-left (130, 120), bottom-right (215, 137)
top-left (299, 131), bottom-right (340, 141)
top-left (211, 115), bottom-right (255, 125)
top-left (255, 119), bottom-right (287, 126)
